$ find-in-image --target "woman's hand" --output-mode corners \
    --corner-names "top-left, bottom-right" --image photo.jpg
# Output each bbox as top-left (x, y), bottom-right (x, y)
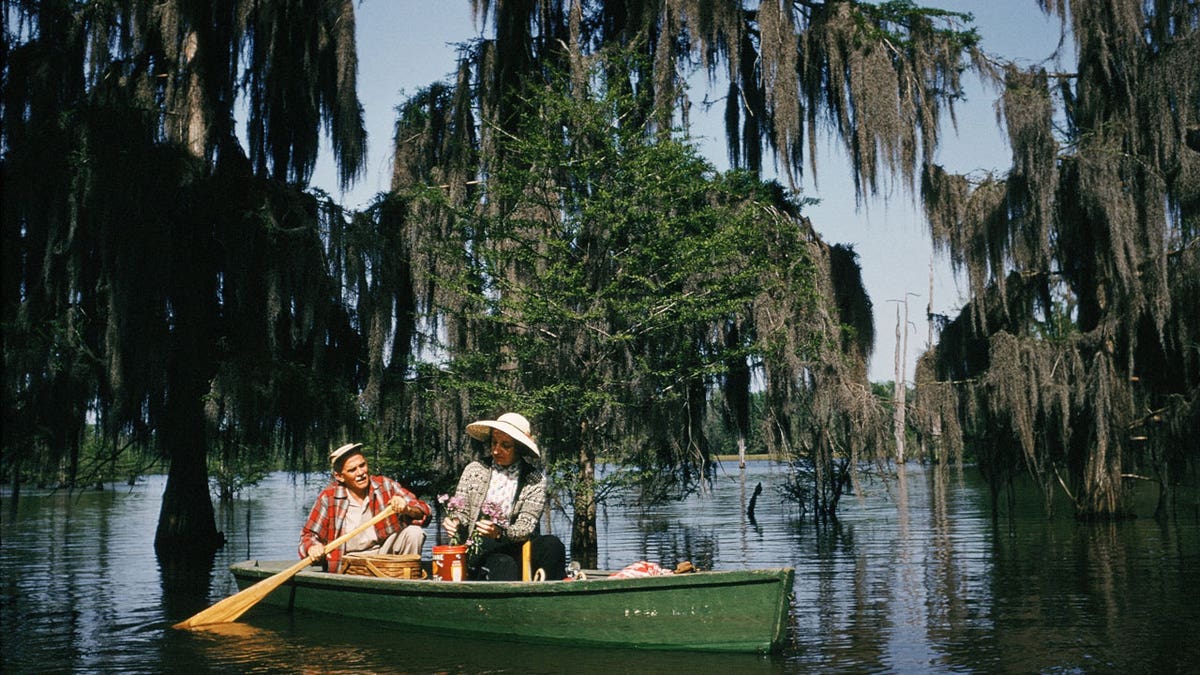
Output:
top-left (442, 516), bottom-right (460, 539)
top-left (475, 519), bottom-right (502, 540)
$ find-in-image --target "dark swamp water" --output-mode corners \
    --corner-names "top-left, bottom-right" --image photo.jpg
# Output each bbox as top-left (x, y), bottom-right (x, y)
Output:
top-left (2, 461), bottom-right (1198, 673)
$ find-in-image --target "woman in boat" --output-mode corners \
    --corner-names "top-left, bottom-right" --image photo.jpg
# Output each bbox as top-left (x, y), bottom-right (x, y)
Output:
top-left (299, 442), bottom-right (431, 572)
top-left (441, 413), bottom-right (567, 581)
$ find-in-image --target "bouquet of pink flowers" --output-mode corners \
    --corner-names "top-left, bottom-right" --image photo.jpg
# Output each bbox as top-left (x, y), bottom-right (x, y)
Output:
top-left (479, 500), bottom-right (509, 526)
top-left (468, 500), bottom-right (510, 562)
top-left (437, 494), bottom-right (509, 562)
top-left (437, 493), bottom-right (468, 545)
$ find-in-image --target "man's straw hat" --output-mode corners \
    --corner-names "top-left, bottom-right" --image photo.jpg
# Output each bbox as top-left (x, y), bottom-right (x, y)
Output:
top-left (329, 442), bottom-right (364, 470)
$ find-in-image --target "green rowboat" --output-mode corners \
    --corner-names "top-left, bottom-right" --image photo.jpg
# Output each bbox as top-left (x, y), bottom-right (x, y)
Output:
top-left (229, 560), bottom-right (794, 653)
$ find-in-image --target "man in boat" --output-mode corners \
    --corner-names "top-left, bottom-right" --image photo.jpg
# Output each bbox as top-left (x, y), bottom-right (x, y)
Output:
top-left (299, 442), bottom-right (431, 572)
top-left (441, 412), bottom-right (567, 580)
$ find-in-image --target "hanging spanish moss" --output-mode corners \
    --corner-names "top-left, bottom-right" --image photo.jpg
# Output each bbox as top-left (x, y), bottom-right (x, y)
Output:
top-left (914, 0), bottom-right (1199, 520)
top-left (5, 1), bottom-right (1072, 557)
top-left (377, 46), bottom-right (894, 563)
top-left (3, 0), bottom-right (370, 553)
top-left (327, 1), bottom-right (987, 560)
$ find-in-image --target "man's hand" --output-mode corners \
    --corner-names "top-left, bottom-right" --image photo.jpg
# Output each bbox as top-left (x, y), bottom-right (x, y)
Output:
top-left (307, 543), bottom-right (325, 560)
top-left (389, 494), bottom-right (410, 516)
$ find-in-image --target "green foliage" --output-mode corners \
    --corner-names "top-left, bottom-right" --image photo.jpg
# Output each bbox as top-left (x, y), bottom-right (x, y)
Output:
top-left (856, 1), bottom-right (980, 52)
top-left (4, 427), bottom-right (163, 489)
top-left (208, 445), bottom-right (272, 503)
top-left (394, 53), bottom-right (829, 516)
top-left (1030, 286), bottom-right (1079, 341)
top-left (704, 389), bottom-right (769, 458)
top-left (871, 381), bottom-right (896, 399)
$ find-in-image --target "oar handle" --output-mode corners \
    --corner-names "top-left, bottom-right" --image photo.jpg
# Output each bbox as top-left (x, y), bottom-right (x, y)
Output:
top-left (310, 503), bottom-right (398, 562)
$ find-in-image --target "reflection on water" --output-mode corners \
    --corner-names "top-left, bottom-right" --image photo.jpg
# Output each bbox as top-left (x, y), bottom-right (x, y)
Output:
top-left (2, 462), bottom-right (1198, 673)
top-left (181, 612), bottom-right (785, 675)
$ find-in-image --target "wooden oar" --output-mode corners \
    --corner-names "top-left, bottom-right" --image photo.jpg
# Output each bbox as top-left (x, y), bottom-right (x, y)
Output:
top-left (173, 504), bottom-right (397, 629)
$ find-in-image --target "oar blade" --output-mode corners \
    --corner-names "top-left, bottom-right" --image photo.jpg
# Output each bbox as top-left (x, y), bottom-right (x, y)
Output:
top-left (173, 503), bottom-right (396, 630)
top-left (172, 557), bottom-right (313, 629)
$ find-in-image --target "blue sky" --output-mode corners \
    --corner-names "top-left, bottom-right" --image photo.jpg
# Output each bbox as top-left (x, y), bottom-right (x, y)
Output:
top-left (311, 1), bottom-right (1066, 382)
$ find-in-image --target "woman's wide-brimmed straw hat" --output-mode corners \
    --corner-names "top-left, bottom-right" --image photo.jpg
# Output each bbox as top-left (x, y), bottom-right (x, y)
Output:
top-left (466, 412), bottom-right (540, 459)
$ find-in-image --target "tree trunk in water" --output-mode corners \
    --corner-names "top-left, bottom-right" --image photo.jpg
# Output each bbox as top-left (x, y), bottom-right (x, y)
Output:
top-left (156, 453), bottom-right (223, 555)
top-left (7, 459), bottom-right (20, 519)
top-left (570, 422), bottom-right (598, 569)
top-left (893, 304), bottom-right (907, 463)
top-left (690, 377), bottom-right (711, 494)
top-left (154, 400), bottom-right (224, 556)
top-left (154, 220), bottom-right (223, 557)
top-left (724, 329), bottom-right (751, 469)
top-left (926, 258), bottom-right (944, 463)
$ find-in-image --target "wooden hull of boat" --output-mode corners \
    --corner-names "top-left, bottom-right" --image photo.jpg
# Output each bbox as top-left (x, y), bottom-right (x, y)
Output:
top-left (229, 560), bottom-right (794, 653)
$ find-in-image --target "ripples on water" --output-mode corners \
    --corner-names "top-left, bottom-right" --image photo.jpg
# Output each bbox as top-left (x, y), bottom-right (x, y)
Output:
top-left (2, 462), bottom-right (1198, 673)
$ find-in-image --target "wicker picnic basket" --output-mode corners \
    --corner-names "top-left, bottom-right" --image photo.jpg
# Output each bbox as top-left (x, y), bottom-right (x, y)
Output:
top-left (339, 553), bottom-right (426, 579)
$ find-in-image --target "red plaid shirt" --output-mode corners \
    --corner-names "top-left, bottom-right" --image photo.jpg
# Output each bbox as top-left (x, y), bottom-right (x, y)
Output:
top-left (298, 475), bottom-right (430, 571)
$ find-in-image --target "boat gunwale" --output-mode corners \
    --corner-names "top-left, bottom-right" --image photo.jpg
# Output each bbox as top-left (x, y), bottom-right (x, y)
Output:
top-left (231, 559), bottom-right (794, 596)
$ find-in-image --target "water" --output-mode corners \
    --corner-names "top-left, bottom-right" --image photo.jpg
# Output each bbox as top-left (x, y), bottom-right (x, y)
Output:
top-left (2, 462), bottom-right (1198, 673)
